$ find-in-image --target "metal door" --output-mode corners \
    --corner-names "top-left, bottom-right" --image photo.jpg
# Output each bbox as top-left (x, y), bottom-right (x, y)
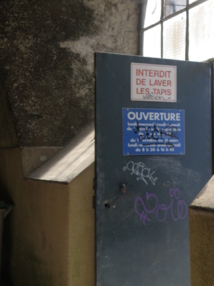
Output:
top-left (95, 53), bottom-right (212, 286)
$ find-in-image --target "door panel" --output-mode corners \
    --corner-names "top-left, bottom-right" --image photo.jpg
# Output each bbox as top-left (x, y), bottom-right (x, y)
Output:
top-left (95, 53), bottom-right (212, 286)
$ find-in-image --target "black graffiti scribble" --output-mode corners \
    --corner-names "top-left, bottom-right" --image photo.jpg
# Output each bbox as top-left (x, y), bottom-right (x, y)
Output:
top-left (143, 93), bottom-right (171, 101)
top-left (133, 121), bottom-right (179, 147)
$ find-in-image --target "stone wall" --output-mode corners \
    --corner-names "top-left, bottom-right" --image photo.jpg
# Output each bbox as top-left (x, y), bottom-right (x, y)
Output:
top-left (0, 0), bottom-right (140, 147)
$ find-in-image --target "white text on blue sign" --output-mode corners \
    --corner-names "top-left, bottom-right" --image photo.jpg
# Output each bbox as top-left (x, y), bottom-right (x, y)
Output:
top-left (122, 108), bottom-right (185, 156)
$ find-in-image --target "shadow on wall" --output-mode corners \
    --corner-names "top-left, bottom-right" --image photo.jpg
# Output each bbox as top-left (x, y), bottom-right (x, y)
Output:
top-left (0, 0), bottom-right (140, 148)
top-left (0, 181), bottom-right (14, 285)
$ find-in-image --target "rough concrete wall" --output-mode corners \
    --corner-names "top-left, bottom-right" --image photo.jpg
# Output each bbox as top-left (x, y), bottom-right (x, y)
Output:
top-left (0, 80), bottom-right (18, 147)
top-left (189, 208), bottom-right (214, 286)
top-left (189, 175), bottom-right (214, 286)
top-left (0, 149), bottom-right (70, 285)
top-left (0, 148), bottom-right (95, 286)
top-left (0, 1), bottom-right (140, 147)
top-left (68, 163), bottom-right (95, 286)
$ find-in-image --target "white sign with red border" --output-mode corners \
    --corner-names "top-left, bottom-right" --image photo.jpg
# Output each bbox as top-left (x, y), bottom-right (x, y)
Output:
top-left (131, 63), bottom-right (177, 103)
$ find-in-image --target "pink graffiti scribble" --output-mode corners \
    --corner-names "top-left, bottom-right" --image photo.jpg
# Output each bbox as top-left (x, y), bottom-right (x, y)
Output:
top-left (134, 188), bottom-right (187, 225)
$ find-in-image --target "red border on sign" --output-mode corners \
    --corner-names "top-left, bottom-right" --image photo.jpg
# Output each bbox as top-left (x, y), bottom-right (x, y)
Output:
top-left (131, 63), bottom-right (177, 103)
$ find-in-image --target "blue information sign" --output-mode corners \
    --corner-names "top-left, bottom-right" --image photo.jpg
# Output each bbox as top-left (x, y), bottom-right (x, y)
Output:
top-left (123, 108), bottom-right (185, 156)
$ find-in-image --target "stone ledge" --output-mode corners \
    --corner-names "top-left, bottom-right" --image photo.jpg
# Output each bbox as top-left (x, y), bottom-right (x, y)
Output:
top-left (190, 175), bottom-right (214, 210)
top-left (27, 123), bottom-right (94, 183)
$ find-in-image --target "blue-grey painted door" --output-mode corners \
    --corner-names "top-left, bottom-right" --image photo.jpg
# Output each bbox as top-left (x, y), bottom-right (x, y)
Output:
top-left (95, 53), bottom-right (212, 286)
